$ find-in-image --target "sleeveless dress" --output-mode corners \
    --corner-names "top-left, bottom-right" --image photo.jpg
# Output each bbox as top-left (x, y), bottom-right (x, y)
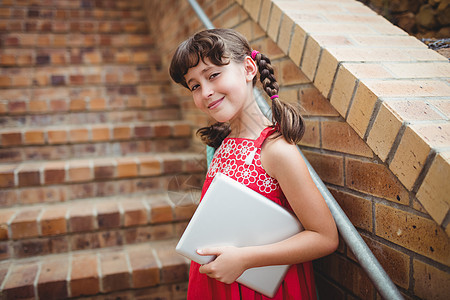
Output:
top-left (187, 127), bottom-right (317, 300)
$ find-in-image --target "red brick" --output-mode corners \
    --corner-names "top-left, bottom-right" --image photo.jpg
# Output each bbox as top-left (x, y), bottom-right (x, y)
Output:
top-left (17, 163), bottom-right (41, 187)
top-left (321, 120), bottom-right (373, 157)
top-left (69, 99), bottom-right (86, 111)
top-left (69, 75), bottom-right (84, 85)
top-left (0, 261), bottom-right (10, 289)
top-left (24, 130), bottom-right (45, 145)
top-left (43, 161), bottom-right (66, 184)
top-left (116, 157), bottom-right (138, 178)
top-left (69, 128), bottom-right (89, 143)
top-left (149, 196), bottom-right (173, 224)
top-left (40, 206), bottom-right (67, 236)
top-left (113, 126), bottom-right (132, 140)
top-left (2, 262), bottom-right (38, 299)
top-left (10, 208), bottom-right (41, 239)
top-left (0, 210), bottom-right (15, 240)
top-left (155, 242), bottom-right (188, 283)
top-left (172, 123), bottom-right (191, 137)
top-left (94, 159), bottom-right (115, 179)
top-left (314, 254), bottom-right (374, 299)
top-left (70, 253), bottom-right (100, 297)
top-left (128, 244), bottom-right (160, 288)
top-left (96, 202), bottom-right (121, 229)
top-left (68, 160), bottom-right (93, 182)
top-left (122, 199), bottom-right (148, 227)
top-left (0, 165), bottom-right (17, 188)
top-left (139, 157), bottom-right (161, 176)
top-left (37, 257), bottom-right (69, 299)
top-left (91, 126), bottom-right (110, 141)
top-left (68, 205), bottom-right (95, 232)
top-left (47, 129), bottom-right (68, 144)
top-left (89, 98), bottom-right (106, 110)
top-left (359, 236), bottom-right (410, 289)
top-left (329, 188), bottom-right (372, 232)
top-left (8, 100), bottom-right (26, 114)
top-left (153, 124), bottom-right (171, 137)
top-left (100, 251), bottom-right (131, 293)
top-left (134, 125), bottom-right (153, 138)
top-left (302, 150), bottom-right (344, 186)
top-left (98, 230), bottom-right (123, 248)
top-left (345, 158), bottom-right (409, 205)
top-left (1, 132), bottom-right (22, 146)
top-left (162, 157), bottom-right (183, 173)
top-left (70, 232), bottom-right (101, 251)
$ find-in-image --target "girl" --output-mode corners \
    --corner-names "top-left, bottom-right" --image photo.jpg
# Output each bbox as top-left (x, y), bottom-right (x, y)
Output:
top-left (170, 28), bottom-right (338, 300)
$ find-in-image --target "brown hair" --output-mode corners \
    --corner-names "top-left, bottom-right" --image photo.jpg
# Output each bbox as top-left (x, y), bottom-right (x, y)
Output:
top-left (169, 28), bottom-right (305, 148)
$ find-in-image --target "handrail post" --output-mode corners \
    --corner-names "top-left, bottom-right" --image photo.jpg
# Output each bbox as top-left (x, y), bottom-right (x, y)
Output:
top-left (186, 1), bottom-right (404, 299)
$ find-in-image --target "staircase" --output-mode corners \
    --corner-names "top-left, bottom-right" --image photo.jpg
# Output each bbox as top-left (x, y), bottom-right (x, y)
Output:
top-left (0, 0), bottom-right (203, 298)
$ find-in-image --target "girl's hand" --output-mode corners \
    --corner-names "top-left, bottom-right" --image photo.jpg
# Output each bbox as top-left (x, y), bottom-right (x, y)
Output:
top-left (197, 246), bottom-right (247, 284)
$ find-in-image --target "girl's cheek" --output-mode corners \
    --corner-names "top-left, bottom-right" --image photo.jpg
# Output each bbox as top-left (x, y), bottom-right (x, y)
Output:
top-left (193, 97), bottom-right (205, 111)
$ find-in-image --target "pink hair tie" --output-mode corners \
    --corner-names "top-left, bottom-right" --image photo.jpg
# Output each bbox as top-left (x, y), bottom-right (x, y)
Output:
top-left (251, 50), bottom-right (259, 60)
top-left (270, 95), bottom-right (279, 100)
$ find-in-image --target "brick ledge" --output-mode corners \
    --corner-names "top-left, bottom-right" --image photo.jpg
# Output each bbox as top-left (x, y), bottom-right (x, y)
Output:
top-left (238, 0), bottom-right (450, 234)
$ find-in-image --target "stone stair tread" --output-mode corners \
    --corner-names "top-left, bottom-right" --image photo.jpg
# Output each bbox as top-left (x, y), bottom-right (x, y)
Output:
top-left (0, 239), bottom-right (190, 299)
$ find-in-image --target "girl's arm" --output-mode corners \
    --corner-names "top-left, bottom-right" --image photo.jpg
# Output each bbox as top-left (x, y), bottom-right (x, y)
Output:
top-left (198, 137), bottom-right (338, 284)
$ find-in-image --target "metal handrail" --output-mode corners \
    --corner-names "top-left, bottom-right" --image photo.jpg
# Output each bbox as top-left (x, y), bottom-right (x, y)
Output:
top-left (187, 1), bottom-right (404, 299)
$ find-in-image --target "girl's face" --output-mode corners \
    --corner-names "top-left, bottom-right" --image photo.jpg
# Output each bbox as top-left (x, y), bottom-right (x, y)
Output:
top-left (184, 56), bottom-right (256, 123)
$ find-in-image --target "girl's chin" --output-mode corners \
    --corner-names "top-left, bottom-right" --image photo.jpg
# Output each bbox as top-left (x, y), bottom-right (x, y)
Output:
top-left (209, 111), bottom-right (235, 123)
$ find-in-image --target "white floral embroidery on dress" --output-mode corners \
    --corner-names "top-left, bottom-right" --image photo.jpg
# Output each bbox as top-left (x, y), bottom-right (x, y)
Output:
top-left (207, 158), bottom-right (221, 177)
top-left (221, 158), bottom-right (237, 177)
top-left (235, 164), bottom-right (257, 186)
top-left (235, 140), bottom-right (256, 162)
top-left (256, 173), bottom-right (279, 193)
top-left (220, 139), bottom-right (236, 159)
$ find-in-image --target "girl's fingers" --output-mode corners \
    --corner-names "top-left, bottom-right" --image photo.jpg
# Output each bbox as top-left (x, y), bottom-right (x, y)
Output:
top-left (197, 247), bottom-right (222, 256)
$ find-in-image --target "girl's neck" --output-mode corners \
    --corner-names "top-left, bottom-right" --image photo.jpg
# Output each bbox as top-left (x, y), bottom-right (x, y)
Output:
top-left (228, 101), bottom-right (271, 139)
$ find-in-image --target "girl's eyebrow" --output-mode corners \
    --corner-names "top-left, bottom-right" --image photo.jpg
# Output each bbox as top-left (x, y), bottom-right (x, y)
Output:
top-left (186, 65), bottom-right (214, 86)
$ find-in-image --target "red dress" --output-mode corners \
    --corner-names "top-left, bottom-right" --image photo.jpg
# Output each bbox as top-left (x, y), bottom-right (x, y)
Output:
top-left (187, 127), bottom-right (317, 300)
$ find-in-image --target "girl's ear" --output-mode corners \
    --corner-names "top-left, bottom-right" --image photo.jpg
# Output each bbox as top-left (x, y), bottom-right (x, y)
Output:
top-left (244, 56), bottom-right (258, 82)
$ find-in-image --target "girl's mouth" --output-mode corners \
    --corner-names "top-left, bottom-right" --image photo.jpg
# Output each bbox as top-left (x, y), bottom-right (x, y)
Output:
top-left (207, 97), bottom-right (224, 110)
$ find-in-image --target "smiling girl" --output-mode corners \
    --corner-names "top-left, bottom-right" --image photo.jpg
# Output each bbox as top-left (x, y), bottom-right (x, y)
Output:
top-left (170, 28), bottom-right (338, 300)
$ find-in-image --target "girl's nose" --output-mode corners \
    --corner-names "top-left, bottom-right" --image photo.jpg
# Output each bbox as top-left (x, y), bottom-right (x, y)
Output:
top-left (202, 84), bottom-right (214, 99)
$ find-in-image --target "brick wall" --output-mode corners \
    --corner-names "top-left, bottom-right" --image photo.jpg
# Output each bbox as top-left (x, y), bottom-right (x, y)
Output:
top-left (144, 0), bottom-right (450, 299)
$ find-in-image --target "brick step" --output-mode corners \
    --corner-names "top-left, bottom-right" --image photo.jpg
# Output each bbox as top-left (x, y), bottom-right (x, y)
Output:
top-left (0, 47), bottom-right (161, 67)
top-left (0, 63), bottom-right (166, 89)
top-left (0, 239), bottom-right (189, 299)
top-left (0, 120), bottom-right (191, 148)
top-left (0, 190), bottom-right (199, 260)
top-left (0, 151), bottom-right (206, 190)
top-left (0, 85), bottom-right (177, 118)
top-left (0, 8), bottom-right (146, 21)
top-left (1, 136), bottom-right (192, 164)
top-left (0, 0), bottom-right (145, 11)
top-left (0, 123), bottom-right (192, 164)
top-left (0, 109), bottom-right (181, 132)
top-left (0, 33), bottom-right (154, 49)
top-left (0, 18), bottom-right (148, 34)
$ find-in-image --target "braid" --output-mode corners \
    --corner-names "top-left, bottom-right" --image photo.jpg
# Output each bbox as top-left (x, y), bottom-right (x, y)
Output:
top-left (253, 52), bottom-right (305, 144)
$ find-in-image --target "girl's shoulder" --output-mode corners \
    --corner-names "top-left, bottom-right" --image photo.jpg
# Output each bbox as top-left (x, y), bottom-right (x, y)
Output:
top-left (260, 134), bottom-right (304, 177)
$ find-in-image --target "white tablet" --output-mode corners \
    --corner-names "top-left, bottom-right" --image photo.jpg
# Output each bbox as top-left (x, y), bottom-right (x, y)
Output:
top-left (176, 173), bottom-right (303, 298)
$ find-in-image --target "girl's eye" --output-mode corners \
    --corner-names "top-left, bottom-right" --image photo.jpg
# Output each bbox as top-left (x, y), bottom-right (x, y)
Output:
top-left (210, 73), bottom-right (220, 79)
top-left (190, 84), bottom-right (200, 91)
